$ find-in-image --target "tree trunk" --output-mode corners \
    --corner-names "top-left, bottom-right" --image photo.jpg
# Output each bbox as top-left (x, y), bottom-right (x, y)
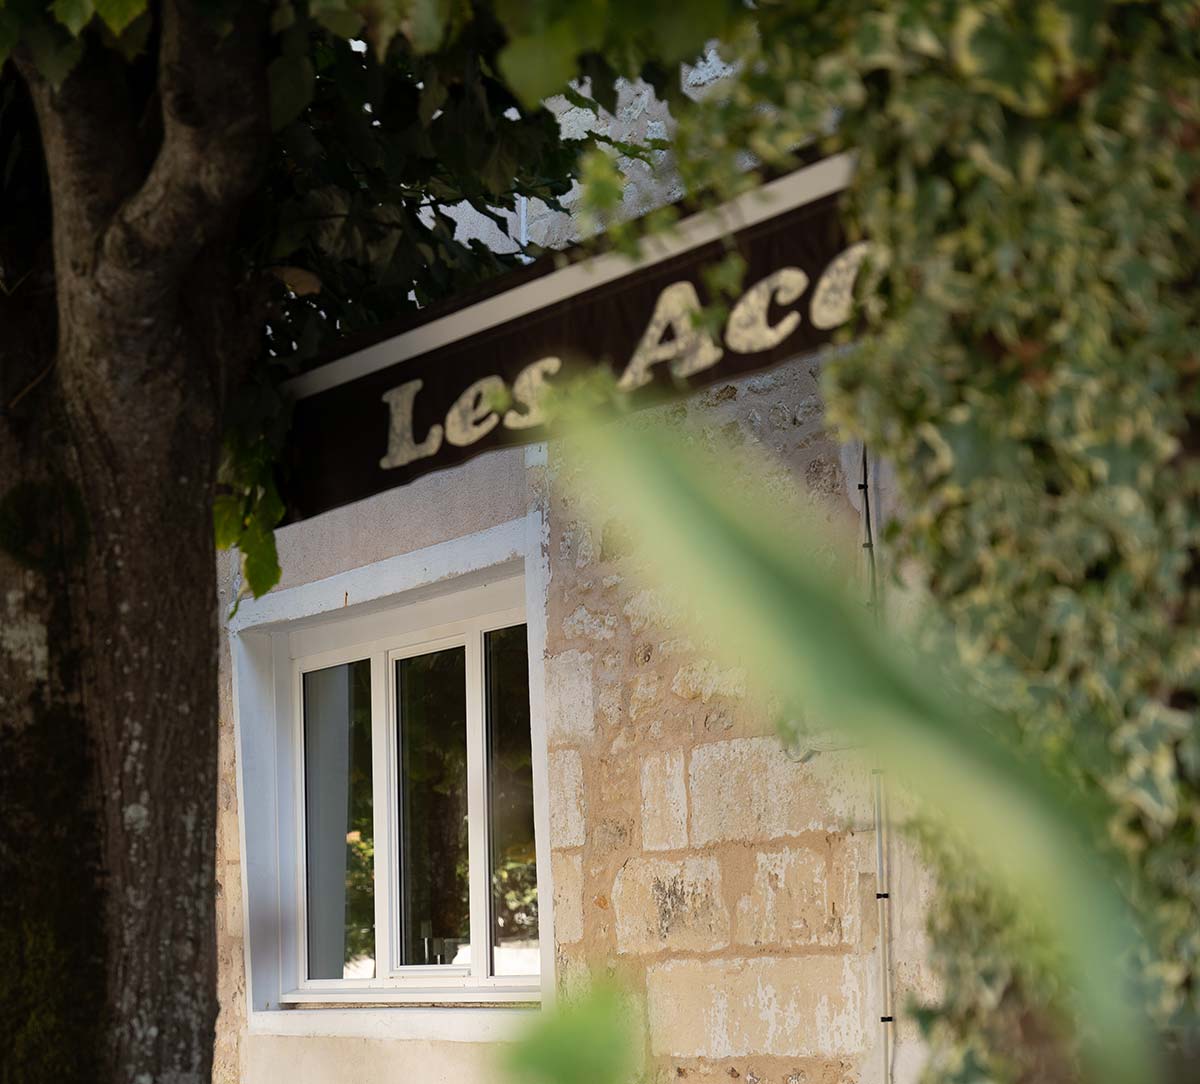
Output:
top-left (0, 7), bottom-right (268, 1082)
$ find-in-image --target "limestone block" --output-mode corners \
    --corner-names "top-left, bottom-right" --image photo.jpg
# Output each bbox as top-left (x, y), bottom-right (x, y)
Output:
top-left (645, 956), bottom-right (865, 1058)
top-left (671, 660), bottom-right (746, 703)
top-left (734, 845), bottom-right (858, 948)
top-left (612, 856), bottom-right (729, 955)
top-left (546, 649), bottom-right (595, 743)
top-left (640, 752), bottom-right (688, 851)
top-left (629, 671), bottom-right (661, 721)
top-left (624, 588), bottom-right (685, 634)
top-left (562, 604), bottom-right (617, 641)
top-left (552, 851), bottom-right (584, 943)
top-left (688, 737), bottom-right (855, 844)
top-left (549, 749), bottom-right (586, 847)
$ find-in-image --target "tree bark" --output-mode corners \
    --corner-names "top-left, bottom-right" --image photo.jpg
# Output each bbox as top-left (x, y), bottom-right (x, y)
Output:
top-left (1, 5), bottom-right (268, 1082)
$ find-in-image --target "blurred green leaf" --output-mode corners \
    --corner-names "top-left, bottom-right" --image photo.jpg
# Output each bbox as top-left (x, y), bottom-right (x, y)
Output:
top-left (95, 0), bottom-right (147, 35)
top-left (564, 410), bottom-right (1157, 1084)
top-left (24, 22), bottom-right (84, 90)
top-left (505, 984), bottom-right (636, 1084)
top-left (52, 0), bottom-right (94, 37)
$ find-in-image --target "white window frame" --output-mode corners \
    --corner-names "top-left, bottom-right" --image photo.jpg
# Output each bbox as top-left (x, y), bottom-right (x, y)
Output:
top-left (288, 604), bottom-right (538, 998)
top-left (229, 513), bottom-right (554, 1030)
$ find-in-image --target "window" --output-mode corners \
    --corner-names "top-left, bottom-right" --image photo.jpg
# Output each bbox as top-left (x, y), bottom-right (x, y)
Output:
top-left (231, 524), bottom-right (549, 1018)
top-left (289, 590), bottom-right (540, 998)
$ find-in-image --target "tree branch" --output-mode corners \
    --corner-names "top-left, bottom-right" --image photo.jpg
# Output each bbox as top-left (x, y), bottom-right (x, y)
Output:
top-left (98, 0), bottom-right (269, 291)
top-left (18, 41), bottom-right (143, 272)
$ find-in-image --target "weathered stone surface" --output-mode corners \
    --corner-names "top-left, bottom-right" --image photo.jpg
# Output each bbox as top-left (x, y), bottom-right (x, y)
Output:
top-left (563, 604), bottom-right (617, 641)
top-left (552, 851), bottom-right (584, 943)
top-left (546, 649), bottom-right (595, 743)
top-left (624, 588), bottom-right (685, 634)
top-left (734, 845), bottom-right (858, 948)
top-left (689, 737), bottom-right (852, 844)
top-left (549, 749), bottom-right (586, 847)
top-left (671, 660), bottom-right (746, 703)
top-left (629, 671), bottom-right (661, 721)
top-left (640, 751), bottom-right (688, 851)
top-left (560, 520), bottom-right (597, 568)
top-left (645, 956), bottom-right (865, 1058)
top-left (222, 860), bottom-right (244, 935)
top-left (612, 856), bottom-right (729, 954)
top-left (219, 808), bottom-right (240, 858)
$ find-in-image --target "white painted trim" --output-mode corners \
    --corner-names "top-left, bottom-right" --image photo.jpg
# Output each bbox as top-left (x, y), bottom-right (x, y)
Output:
top-left (229, 518), bottom-right (527, 632)
top-left (247, 1006), bottom-right (537, 1042)
top-left (281, 983), bottom-right (537, 1004)
top-left (285, 154), bottom-right (855, 400)
top-left (232, 513), bottom-right (556, 1035)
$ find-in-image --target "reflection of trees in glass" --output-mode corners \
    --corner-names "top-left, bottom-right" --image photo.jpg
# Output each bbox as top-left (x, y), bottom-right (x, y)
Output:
top-left (486, 625), bottom-right (538, 958)
top-left (398, 648), bottom-right (470, 964)
top-left (344, 660), bottom-right (375, 967)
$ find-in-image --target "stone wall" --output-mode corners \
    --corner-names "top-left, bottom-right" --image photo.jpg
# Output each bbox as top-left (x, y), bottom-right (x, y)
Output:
top-left (533, 355), bottom-right (938, 1084)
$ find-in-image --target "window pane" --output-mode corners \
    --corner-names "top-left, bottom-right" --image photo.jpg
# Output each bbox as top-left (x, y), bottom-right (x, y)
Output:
top-left (485, 625), bottom-right (539, 976)
top-left (397, 647), bottom-right (470, 966)
top-left (303, 659), bottom-right (375, 980)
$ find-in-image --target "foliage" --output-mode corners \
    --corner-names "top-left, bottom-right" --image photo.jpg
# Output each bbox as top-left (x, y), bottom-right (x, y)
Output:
top-left (9, 0), bottom-right (1197, 1077)
top-left (2, 0), bottom-right (591, 597)
top-left (560, 398), bottom-right (1155, 1084)
top-left (505, 983), bottom-right (637, 1084)
top-left (548, 0), bottom-right (1200, 1079)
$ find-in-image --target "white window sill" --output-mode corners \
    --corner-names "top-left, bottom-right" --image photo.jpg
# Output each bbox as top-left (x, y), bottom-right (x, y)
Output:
top-left (279, 985), bottom-right (540, 1006)
top-left (248, 1002), bottom-right (540, 1042)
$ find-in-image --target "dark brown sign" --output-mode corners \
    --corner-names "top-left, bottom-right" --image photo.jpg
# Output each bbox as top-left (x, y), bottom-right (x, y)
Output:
top-left (284, 159), bottom-right (862, 521)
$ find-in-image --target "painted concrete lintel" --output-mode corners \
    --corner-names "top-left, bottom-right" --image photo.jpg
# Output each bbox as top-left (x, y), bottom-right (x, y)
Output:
top-left (229, 517), bottom-right (529, 633)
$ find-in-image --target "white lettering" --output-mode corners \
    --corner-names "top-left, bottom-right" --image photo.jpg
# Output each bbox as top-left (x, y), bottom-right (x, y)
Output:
top-left (617, 281), bottom-right (723, 392)
top-left (810, 242), bottom-right (869, 330)
top-left (379, 379), bottom-right (443, 469)
top-left (724, 267), bottom-right (809, 353)
top-left (504, 356), bottom-right (562, 430)
top-left (446, 375), bottom-right (505, 446)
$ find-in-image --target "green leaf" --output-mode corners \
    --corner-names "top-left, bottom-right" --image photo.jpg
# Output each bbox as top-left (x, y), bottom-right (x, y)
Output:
top-left (951, 7), bottom-right (1055, 115)
top-left (213, 494), bottom-right (244, 552)
top-left (562, 84), bottom-right (600, 116)
top-left (95, 0), bottom-right (147, 35)
top-left (240, 516), bottom-right (281, 599)
top-left (505, 985), bottom-right (635, 1084)
top-left (99, 9), bottom-right (151, 60)
top-left (52, 0), bottom-right (95, 36)
top-left (268, 52), bottom-right (315, 132)
top-left (24, 22), bottom-right (84, 90)
top-left (498, 21), bottom-right (581, 107)
top-left (563, 411), bottom-right (1157, 1084)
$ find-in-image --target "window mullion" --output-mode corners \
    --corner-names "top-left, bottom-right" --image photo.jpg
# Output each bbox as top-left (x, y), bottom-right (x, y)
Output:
top-left (464, 627), bottom-right (490, 982)
top-left (369, 650), bottom-right (393, 978)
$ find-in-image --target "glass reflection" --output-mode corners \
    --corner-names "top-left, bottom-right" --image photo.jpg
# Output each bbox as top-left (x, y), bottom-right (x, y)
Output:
top-left (303, 659), bottom-right (375, 980)
top-left (485, 625), bottom-right (539, 976)
top-left (397, 646), bottom-right (470, 966)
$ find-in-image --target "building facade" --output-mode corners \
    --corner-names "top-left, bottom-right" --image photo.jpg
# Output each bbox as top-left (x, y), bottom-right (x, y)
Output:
top-left (212, 348), bottom-right (937, 1084)
top-left (212, 78), bottom-right (936, 1083)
